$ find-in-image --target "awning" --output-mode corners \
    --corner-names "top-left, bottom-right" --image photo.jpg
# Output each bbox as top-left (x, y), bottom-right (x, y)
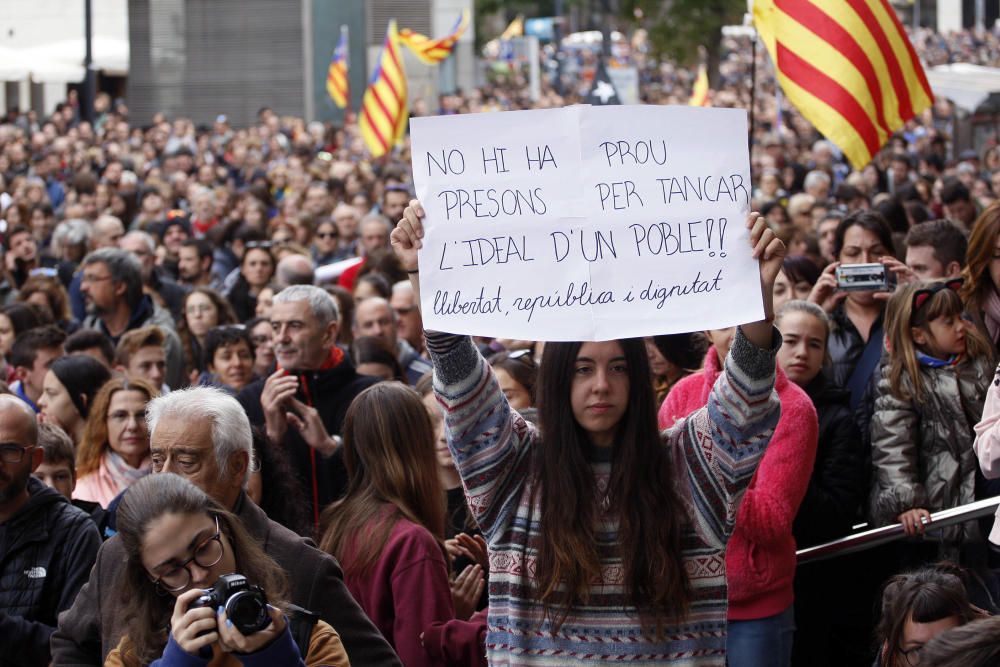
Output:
top-left (926, 63), bottom-right (1000, 113)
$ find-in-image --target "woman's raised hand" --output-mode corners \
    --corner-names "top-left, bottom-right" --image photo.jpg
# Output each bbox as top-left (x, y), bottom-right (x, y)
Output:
top-left (390, 199), bottom-right (426, 272)
top-left (170, 588), bottom-right (220, 655)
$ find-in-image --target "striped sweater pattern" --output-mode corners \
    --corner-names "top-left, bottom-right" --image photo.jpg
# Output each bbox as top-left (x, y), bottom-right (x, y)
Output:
top-left (427, 328), bottom-right (781, 666)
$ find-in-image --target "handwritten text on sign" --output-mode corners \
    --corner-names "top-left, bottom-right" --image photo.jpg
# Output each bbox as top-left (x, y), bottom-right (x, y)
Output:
top-left (410, 105), bottom-right (762, 341)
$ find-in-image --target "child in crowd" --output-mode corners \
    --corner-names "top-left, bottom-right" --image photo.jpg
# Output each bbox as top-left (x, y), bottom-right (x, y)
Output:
top-left (33, 422), bottom-right (108, 536)
top-left (871, 280), bottom-right (994, 563)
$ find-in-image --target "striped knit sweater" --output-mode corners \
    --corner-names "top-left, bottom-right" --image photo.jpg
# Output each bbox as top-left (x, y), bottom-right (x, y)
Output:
top-left (427, 327), bottom-right (781, 666)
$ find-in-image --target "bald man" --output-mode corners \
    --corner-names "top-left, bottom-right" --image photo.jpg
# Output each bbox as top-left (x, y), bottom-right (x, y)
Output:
top-left (0, 396), bottom-right (100, 666)
top-left (275, 253), bottom-right (315, 288)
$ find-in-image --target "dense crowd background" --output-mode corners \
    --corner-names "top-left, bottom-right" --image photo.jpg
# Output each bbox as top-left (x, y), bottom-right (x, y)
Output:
top-left (4, 20), bottom-right (1000, 667)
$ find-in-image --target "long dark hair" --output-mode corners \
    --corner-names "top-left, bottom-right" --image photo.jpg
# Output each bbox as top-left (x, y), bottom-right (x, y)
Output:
top-left (114, 473), bottom-right (289, 665)
top-left (533, 338), bottom-right (691, 635)
top-left (319, 382), bottom-right (446, 578)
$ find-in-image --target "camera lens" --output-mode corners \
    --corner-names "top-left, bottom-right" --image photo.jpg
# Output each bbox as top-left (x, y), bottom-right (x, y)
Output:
top-left (226, 591), bottom-right (270, 635)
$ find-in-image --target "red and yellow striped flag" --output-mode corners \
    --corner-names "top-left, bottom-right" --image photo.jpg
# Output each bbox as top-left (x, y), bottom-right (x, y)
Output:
top-left (399, 10), bottom-right (470, 65)
top-left (327, 27), bottom-right (349, 109)
top-left (754, 0), bottom-right (933, 169)
top-left (360, 20), bottom-right (408, 158)
top-left (688, 63), bottom-right (710, 106)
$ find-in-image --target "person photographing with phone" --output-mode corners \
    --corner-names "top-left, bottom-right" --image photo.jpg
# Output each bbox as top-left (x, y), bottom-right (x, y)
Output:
top-left (237, 285), bottom-right (377, 535)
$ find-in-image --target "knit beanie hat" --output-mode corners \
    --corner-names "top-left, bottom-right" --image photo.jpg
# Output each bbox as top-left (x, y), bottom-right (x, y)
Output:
top-left (49, 355), bottom-right (112, 419)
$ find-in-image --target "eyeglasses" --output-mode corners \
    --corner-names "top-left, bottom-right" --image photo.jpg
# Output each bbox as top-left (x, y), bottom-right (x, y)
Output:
top-left (0, 442), bottom-right (35, 464)
top-left (316, 232), bottom-right (337, 240)
top-left (81, 273), bottom-right (113, 284)
top-left (150, 516), bottom-right (225, 592)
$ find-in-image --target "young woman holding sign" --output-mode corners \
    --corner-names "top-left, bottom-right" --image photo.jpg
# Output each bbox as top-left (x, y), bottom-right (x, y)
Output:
top-left (391, 200), bottom-right (786, 665)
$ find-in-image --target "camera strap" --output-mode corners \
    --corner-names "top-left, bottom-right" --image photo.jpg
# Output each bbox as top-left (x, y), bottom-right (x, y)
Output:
top-left (286, 604), bottom-right (320, 659)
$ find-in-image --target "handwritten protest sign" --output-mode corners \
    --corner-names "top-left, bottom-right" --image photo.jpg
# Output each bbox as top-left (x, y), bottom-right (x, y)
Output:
top-left (410, 105), bottom-right (762, 341)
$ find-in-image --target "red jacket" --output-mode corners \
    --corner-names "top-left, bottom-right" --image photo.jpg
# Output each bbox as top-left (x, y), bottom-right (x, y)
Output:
top-left (342, 515), bottom-right (473, 666)
top-left (659, 348), bottom-right (818, 621)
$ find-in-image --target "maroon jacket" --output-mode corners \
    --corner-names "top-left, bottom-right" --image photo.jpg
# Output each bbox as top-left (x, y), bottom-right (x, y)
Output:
top-left (342, 514), bottom-right (484, 666)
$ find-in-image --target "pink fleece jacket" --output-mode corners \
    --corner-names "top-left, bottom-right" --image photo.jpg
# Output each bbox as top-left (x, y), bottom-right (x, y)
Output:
top-left (659, 347), bottom-right (818, 621)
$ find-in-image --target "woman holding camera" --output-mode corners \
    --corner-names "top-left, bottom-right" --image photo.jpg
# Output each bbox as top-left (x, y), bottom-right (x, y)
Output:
top-left (105, 473), bottom-right (349, 667)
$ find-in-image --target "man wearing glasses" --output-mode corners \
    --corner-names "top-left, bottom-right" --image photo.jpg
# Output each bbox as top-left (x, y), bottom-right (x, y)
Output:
top-left (0, 395), bottom-right (101, 666)
top-left (78, 248), bottom-right (185, 390)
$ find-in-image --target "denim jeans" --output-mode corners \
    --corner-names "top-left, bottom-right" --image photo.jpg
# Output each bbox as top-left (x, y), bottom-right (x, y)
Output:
top-left (727, 605), bottom-right (796, 667)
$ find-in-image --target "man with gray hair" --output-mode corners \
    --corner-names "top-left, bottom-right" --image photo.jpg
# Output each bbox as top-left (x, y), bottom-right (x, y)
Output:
top-left (79, 248), bottom-right (185, 389)
top-left (238, 285), bottom-right (377, 528)
top-left (52, 386), bottom-right (400, 666)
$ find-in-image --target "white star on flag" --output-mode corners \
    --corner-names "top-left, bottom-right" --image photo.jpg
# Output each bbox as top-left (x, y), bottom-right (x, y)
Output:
top-left (593, 80), bottom-right (616, 104)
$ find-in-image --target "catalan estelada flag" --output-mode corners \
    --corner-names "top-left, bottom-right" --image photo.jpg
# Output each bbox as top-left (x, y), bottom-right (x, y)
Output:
top-left (327, 26), bottom-right (349, 109)
top-left (360, 20), bottom-right (408, 158)
top-left (688, 63), bottom-right (710, 106)
top-left (398, 10), bottom-right (470, 65)
top-left (754, 0), bottom-right (933, 169)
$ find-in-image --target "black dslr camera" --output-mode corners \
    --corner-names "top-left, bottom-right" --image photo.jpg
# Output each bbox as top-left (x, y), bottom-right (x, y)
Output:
top-left (190, 573), bottom-right (270, 635)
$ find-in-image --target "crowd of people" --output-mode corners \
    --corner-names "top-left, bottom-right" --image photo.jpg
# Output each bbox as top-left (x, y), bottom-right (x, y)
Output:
top-left (4, 17), bottom-right (1000, 667)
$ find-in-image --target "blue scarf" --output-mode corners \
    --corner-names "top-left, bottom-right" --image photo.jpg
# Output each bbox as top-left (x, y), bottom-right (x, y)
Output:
top-left (916, 350), bottom-right (960, 368)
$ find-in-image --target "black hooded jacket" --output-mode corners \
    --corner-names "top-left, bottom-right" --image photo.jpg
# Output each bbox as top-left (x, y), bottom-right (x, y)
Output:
top-left (0, 477), bottom-right (100, 666)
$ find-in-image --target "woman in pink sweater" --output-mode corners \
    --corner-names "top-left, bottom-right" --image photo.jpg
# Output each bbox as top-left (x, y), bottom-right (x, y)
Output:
top-left (659, 327), bottom-right (818, 667)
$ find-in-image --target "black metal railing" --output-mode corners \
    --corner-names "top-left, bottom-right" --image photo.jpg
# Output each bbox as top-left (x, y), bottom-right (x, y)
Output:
top-left (796, 497), bottom-right (1000, 564)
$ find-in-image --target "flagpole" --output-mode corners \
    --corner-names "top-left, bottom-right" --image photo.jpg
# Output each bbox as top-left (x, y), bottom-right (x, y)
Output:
top-left (341, 25), bottom-right (350, 110)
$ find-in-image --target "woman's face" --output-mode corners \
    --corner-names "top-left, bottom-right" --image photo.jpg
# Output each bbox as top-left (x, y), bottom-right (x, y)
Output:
top-left (776, 311), bottom-right (827, 386)
top-left (988, 235), bottom-right (1000, 292)
top-left (106, 389), bottom-right (151, 468)
top-left (570, 341), bottom-right (629, 447)
top-left (255, 287), bottom-right (275, 319)
top-left (644, 337), bottom-right (672, 378)
top-left (839, 224), bottom-right (889, 265)
top-left (773, 270), bottom-right (814, 312)
top-left (895, 613), bottom-right (961, 666)
top-left (494, 367), bottom-right (532, 409)
top-left (314, 223), bottom-right (338, 255)
top-left (38, 370), bottom-right (82, 434)
top-left (210, 341), bottom-right (254, 391)
top-left (0, 314), bottom-right (15, 357)
top-left (250, 321), bottom-right (275, 373)
top-left (242, 249), bottom-right (274, 288)
top-left (422, 391), bottom-right (454, 471)
top-left (141, 512), bottom-right (237, 595)
top-left (839, 225), bottom-right (890, 307)
top-left (185, 292), bottom-right (219, 338)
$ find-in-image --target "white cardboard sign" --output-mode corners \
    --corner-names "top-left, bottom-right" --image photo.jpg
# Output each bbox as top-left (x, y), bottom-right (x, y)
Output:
top-left (410, 105), bottom-right (762, 341)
